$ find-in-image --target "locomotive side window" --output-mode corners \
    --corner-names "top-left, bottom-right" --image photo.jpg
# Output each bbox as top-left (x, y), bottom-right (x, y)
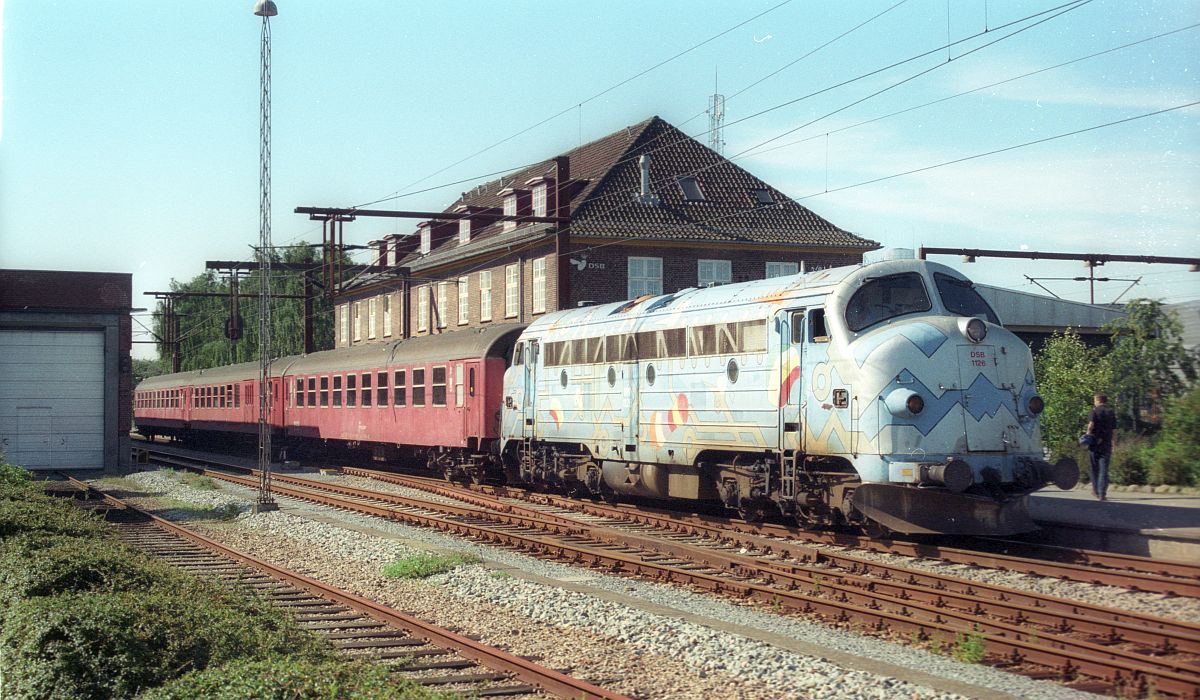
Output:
top-left (513, 343), bottom-right (524, 367)
top-left (934, 273), bottom-right (1000, 324)
top-left (844, 272), bottom-right (931, 332)
top-left (346, 374), bottom-right (357, 407)
top-left (394, 370), bottom-right (407, 406)
top-left (588, 337), bottom-right (606, 364)
top-left (333, 375), bottom-right (342, 407)
top-left (809, 309), bottom-right (829, 342)
top-left (362, 373), bottom-right (372, 407)
top-left (432, 367), bottom-right (447, 406)
top-left (377, 371), bottom-right (388, 407)
top-left (412, 369), bottom-right (426, 407)
top-left (636, 328), bottom-right (685, 361)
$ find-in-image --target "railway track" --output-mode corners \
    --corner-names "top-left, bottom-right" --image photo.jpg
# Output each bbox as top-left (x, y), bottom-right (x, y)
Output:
top-left (137, 448), bottom-right (1200, 697)
top-left (56, 475), bottom-right (628, 700)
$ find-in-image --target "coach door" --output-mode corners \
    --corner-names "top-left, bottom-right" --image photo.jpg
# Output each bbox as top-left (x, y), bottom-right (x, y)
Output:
top-left (777, 309), bottom-right (806, 454)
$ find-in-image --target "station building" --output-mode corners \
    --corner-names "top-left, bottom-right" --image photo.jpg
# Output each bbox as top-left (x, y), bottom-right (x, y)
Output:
top-left (0, 269), bottom-right (134, 473)
top-left (332, 115), bottom-right (879, 347)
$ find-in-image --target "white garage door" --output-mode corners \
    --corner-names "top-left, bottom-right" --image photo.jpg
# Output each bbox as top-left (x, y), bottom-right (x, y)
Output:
top-left (0, 330), bottom-right (105, 470)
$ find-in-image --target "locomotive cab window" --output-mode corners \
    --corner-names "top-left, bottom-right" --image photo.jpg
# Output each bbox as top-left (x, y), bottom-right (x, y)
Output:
top-left (513, 343), bottom-right (524, 367)
top-left (934, 273), bottom-right (1000, 324)
top-left (809, 309), bottom-right (829, 342)
top-left (844, 272), bottom-right (931, 332)
top-left (791, 312), bottom-right (805, 344)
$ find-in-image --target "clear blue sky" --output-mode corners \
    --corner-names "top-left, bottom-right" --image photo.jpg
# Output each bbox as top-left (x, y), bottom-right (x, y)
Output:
top-left (1, 0), bottom-right (1197, 359)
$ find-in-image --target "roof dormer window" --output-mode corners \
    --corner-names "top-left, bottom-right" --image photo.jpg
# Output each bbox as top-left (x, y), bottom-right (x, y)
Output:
top-left (532, 183), bottom-right (547, 217)
top-left (677, 176), bottom-right (705, 202)
top-left (502, 195), bottom-right (517, 232)
top-left (458, 218), bottom-right (471, 244)
top-left (419, 225), bottom-right (431, 254)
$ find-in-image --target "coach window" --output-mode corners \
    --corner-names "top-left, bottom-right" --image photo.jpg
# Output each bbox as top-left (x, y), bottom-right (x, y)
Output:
top-left (233, 383), bottom-right (240, 408)
top-left (295, 379), bottom-right (304, 407)
top-left (393, 370), bottom-right (407, 406)
top-left (809, 309), bottom-right (830, 342)
top-left (307, 377), bottom-right (317, 407)
top-left (377, 371), bottom-right (389, 406)
top-left (412, 368), bottom-right (426, 407)
top-left (454, 364), bottom-right (464, 407)
top-left (227, 384), bottom-right (234, 407)
top-left (432, 367), bottom-right (447, 406)
top-left (362, 373), bottom-right (373, 407)
top-left (347, 374), bottom-right (357, 407)
top-left (332, 375), bottom-right (342, 407)
top-left (468, 367), bottom-right (476, 398)
top-left (320, 376), bottom-right (329, 407)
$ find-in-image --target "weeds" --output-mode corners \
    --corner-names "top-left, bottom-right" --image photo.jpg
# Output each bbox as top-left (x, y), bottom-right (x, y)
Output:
top-left (382, 552), bottom-right (481, 579)
top-left (952, 628), bottom-right (987, 664)
top-left (488, 571), bottom-right (512, 579)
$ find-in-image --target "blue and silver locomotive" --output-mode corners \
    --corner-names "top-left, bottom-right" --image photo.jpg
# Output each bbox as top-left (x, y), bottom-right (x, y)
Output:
top-left (499, 257), bottom-right (1077, 536)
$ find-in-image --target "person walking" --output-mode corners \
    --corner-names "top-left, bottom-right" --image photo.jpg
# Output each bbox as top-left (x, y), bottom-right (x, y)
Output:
top-left (1086, 394), bottom-right (1117, 501)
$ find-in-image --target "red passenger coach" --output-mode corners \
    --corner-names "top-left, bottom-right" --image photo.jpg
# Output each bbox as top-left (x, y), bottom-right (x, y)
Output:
top-left (134, 325), bottom-right (524, 477)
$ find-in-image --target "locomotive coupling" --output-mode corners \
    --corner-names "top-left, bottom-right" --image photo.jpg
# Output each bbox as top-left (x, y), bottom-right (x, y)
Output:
top-left (919, 459), bottom-right (973, 493)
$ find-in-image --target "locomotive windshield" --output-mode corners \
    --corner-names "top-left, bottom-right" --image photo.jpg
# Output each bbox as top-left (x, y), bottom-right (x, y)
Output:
top-left (934, 273), bottom-right (1000, 324)
top-left (845, 272), bottom-right (932, 332)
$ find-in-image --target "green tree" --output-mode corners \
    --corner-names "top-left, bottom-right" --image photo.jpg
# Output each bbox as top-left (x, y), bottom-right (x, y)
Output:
top-left (1034, 329), bottom-right (1112, 456)
top-left (1103, 299), bottom-right (1197, 432)
top-left (132, 358), bottom-right (168, 384)
top-left (1145, 386), bottom-right (1200, 486)
top-left (152, 246), bottom-right (338, 371)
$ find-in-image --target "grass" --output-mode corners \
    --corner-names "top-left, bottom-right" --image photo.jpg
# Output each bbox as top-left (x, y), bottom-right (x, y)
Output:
top-left (177, 472), bottom-right (218, 490)
top-left (93, 477), bottom-right (143, 492)
top-left (382, 552), bottom-right (481, 579)
top-left (157, 499), bottom-right (241, 522)
top-left (951, 629), bottom-right (987, 664)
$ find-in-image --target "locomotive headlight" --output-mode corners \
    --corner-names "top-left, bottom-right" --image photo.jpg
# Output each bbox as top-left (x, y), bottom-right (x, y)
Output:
top-left (1027, 395), bottom-right (1044, 414)
top-left (885, 388), bottom-right (925, 417)
top-left (958, 317), bottom-right (988, 343)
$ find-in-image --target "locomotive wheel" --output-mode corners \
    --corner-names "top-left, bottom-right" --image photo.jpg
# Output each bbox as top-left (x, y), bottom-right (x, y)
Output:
top-left (737, 503), bottom-right (764, 523)
top-left (862, 518), bottom-right (893, 540)
top-left (793, 506), bottom-right (823, 531)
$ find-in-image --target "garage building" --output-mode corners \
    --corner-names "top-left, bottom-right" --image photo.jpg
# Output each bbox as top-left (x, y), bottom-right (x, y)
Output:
top-left (0, 269), bottom-right (133, 473)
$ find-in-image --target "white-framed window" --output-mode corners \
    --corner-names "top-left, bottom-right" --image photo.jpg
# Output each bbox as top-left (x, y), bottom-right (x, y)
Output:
top-left (368, 297), bottom-right (377, 339)
top-left (458, 276), bottom-right (469, 324)
top-left (458, 218), bottom-right (471, 244)
top-left (505, 264), bottom-right (519, 318)
top-left (436, 282), bottom-right (448, 329)
top-left (628, 257), bottom-right (663, 298)
top-left (532, 184), bottom-right (547, 217)
top-left (698, 259), bottom-right (731, 287)
top-left (479, 270), bottom-right (493, 322)
top-left (532, 257), bottom-right (547, 313)
top-left (382, 295), bottom-right (392, 336)
top-left (420, 227), bottom-right (431, 254)
top-left (766, 261), bottom-right (800, 279)
top-left (338, 303), bottom-right (349, 347)
top-left (503, 196), bottom-right (516, 232)
top-left (417, 286), bottom-right (429, 332)
top-left (352, 302), bottom-right (362, 342)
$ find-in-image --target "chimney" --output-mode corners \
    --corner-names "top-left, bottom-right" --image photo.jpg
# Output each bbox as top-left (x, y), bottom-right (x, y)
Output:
top-left (636, 154), bottom-right (659, 205)
top-left (368, 240), bottom-right (387, 268)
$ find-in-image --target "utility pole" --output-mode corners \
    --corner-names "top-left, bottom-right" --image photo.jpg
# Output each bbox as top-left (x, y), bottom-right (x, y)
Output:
top-left (253, 0), bottom-right (279, 514)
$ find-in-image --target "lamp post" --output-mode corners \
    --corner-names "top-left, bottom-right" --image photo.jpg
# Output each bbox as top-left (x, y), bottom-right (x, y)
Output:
top-left (252, 0), bottom-right (279, 514)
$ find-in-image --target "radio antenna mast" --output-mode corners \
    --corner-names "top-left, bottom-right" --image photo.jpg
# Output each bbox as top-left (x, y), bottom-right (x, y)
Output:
top-left (707, 69), bottom-right (725, 156)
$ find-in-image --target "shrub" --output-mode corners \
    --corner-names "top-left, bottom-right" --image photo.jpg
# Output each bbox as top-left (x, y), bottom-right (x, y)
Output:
top-left (1145, 387), bottom-right (1200, 486)
top-left (382, 552), bottom-right (481, 579)
top-left (0, 457), bottom-right (33, 490)
top-left (0, 534), bottom-right (190, 608)
top-left (0, 591), bottom-right (332, 699)
top-left (0, 496), bottom-right (108, 541)
top-left (1107, 434), bottom-right (1149, 486)
top-left (139, 657), bottom-right (445, 700)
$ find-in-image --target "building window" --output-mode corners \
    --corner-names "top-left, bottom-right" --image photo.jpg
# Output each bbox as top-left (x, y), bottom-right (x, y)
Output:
top-left (503, 196), bottom-right (516, 232)
top-left (337, 304), bottom-right (349, 347)
top-left (382, 295), bottom-right (392, 337)
top-left (479, 271), bottom-right (492, 322)
top-left (368, 298), bottom-right (377, 339)
top-left (698, 259), bottom-right (731, 287)
top-left (417, 286), bottom-right (429, 332)
top-left (677, 176), bottom-right (705, 202)
top-left (505, 264), bottom-right (519, 318)
top-left (750, 188), bottom-right (775, 205)
top-left (352, 302), bottom-right (362, 342)
top-left (766, 261), bottom-right (799, 279)
top-left (628, 257), bottom-right (663, 298)
top-left (532, 184), bottom-right (547, 217)
top-left (420, 227), bottom-right (431, 254)
top-left (436, 282), bottom-right (449, 329)
top-left (458, 218), bottom-right (471, 244)
top-left (458, 276), bottom-right (469, 324)
top-left (532, 257), bottom-right (547, 314)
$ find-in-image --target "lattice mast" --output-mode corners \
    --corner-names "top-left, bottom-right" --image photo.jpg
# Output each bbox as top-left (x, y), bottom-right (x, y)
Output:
top-left (254, 0), bottom-right (279, 512)
top-left (707, 70), bottom-right (725, 156)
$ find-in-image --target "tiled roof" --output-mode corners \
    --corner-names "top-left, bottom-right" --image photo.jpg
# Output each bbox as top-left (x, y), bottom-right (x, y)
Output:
top-left (352, 116), bottom-right (876, 290)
